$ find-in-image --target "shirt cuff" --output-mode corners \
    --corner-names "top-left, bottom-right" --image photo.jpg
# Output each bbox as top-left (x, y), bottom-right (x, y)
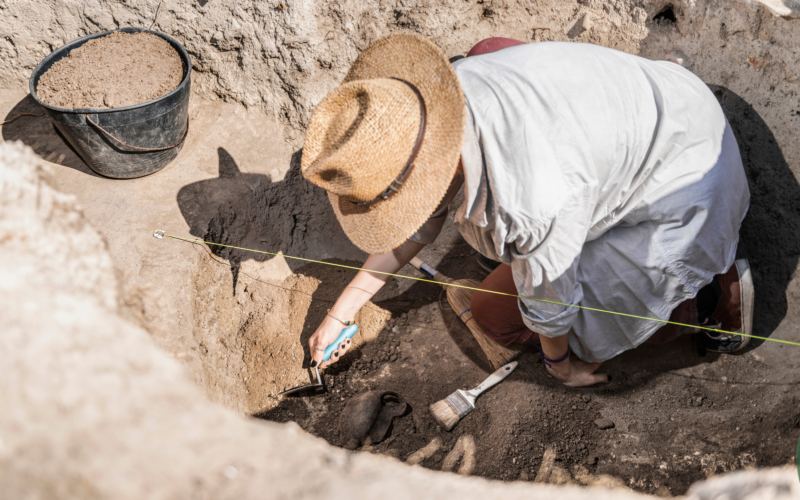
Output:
top-left (518, 297), bottom-right (579, 338)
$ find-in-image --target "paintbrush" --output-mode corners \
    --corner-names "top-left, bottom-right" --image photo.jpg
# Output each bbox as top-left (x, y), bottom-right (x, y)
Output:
top-left (430, 361), bottom-right (518, 431)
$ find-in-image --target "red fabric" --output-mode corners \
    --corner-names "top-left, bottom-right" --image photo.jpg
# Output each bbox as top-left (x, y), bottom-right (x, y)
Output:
top-left (644, 298), bottom-right (698, 344)
top-left (470, 263), bottom-right (697, 346)
top-left (467, 37), bottom-right (526, 57)
top-left (711, 262), bottom-right (742, 332)
top-left (470, 264), bottom-right (539, 346)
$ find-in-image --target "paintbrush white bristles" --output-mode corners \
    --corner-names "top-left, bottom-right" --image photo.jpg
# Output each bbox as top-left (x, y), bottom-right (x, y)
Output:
top-left (431, 389), bottom-right (476, 431)
top-left (429, 399), bottom-right (462, 431)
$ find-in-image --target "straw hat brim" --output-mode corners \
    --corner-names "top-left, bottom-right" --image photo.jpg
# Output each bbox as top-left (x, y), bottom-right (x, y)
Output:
top-left (325, 34), bottom-right (465, 255)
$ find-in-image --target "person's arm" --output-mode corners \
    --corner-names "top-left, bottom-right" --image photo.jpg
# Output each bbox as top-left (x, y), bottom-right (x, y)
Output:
top-left (309, 239), bottom-right (424, 368)
top-left (309, 165), bottom-right (464, 368)
top-left (512, 262), bottom-right (608, 387)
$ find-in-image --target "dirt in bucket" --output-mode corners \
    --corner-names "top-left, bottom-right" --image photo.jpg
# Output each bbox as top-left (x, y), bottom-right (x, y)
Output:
top-left (36, 32), bottom-right (182, 110)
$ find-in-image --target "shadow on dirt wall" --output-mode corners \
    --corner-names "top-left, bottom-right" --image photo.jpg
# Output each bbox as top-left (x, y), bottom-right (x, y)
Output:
top-left (176, 147), bottom-right (368, 294)
top-left (708, 85), bottom-right (800, 347)
top-left (1, 94), bottom-right (101, 177)
top-left (173, 147), bottom-right (530, 377)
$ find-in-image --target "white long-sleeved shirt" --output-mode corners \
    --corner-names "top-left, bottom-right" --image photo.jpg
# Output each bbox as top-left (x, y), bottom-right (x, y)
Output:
top-left (412, 42), bottom-right (749, 361)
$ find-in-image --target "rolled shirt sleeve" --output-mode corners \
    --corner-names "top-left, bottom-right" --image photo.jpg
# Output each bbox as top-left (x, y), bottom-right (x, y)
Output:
top-left (507, 200), bottom-right (591, 338)
top-left (512, 253), bottom-right (584, 338)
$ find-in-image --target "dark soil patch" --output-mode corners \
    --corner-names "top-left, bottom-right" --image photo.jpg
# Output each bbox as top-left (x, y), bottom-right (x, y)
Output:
top-left (37, 32), bottom-right (182, 109)
top-left (254, 244), bottom-right (800, 495)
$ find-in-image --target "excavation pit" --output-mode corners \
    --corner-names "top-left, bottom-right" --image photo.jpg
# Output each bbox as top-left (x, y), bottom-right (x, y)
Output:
top-left (2, 0), bottom-right (800, 498)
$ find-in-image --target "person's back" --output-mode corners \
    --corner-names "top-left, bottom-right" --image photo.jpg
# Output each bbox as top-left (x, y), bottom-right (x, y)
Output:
top-left (452, 42), bottom-right (729, 241)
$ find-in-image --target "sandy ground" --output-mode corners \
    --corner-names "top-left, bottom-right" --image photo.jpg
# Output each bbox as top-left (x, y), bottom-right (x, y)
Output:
top-left (3, 80), bottom-right (799, 495)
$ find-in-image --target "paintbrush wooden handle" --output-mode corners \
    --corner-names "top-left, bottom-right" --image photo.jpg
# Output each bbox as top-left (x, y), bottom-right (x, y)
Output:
top-left (409, 256), bottom-right (438, 280)
top-left (469, 361), bottom-right (518, 398)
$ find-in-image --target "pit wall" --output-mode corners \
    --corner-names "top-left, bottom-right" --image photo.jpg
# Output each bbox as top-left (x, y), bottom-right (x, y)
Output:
top-left (1, 0), bottom-right (797, 130)
top-left (2, 139), bottom-right (799, 499)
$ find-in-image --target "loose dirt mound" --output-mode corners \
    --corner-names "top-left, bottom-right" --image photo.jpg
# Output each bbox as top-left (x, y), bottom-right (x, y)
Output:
top-left (36, 32), bottom-right (182, 109)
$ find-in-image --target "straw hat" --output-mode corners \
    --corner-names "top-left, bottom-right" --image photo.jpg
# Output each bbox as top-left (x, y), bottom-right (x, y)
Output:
top-left (301, 34), bottom-right (465, 254)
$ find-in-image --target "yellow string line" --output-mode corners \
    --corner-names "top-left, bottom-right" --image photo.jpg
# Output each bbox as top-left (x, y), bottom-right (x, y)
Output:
top-left (157, 231), bottom-right (800, 347)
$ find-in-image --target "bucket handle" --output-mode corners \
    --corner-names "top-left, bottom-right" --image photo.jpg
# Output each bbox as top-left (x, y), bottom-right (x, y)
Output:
top-left (84, 114), bottom-right (189, 152)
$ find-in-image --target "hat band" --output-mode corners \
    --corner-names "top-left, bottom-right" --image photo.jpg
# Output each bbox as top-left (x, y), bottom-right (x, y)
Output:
top-left (353, 78), bottom-right (427, 207)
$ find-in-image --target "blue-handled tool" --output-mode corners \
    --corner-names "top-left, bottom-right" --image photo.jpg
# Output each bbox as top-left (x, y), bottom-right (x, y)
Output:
top-left (280, 324), bottom-right (359, 397)
top-left (322, 324), bottom-right (359, 361)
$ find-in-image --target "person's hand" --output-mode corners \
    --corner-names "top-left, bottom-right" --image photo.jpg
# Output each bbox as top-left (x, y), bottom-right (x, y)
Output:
top-left (546, 357), bottom-right (608, 387)
top-left (309, 314), bottom-right (353, 369)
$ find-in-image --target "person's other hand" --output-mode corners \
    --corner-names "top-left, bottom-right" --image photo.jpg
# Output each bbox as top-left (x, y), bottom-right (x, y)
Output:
top-left (309, 315), bottom-right (353, 369)
top-left (547, 357), bottom-right (608, 387)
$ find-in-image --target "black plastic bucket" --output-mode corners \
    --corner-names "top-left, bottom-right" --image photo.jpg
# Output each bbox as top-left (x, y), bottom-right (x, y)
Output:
top-left (29, 27), bottom-right (191, 179)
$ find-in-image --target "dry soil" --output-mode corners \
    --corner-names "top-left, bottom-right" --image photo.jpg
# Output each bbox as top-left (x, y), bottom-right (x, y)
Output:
top-left (36, 32), bottom-right (182, 109)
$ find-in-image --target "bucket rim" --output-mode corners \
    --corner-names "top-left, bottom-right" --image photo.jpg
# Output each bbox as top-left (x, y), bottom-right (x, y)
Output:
top-left (28, 27), bottom-right (192, 115)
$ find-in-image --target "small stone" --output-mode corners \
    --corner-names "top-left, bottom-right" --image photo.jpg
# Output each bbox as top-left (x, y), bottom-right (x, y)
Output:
top-left (594, 418), bottom-right (615, 430)
top-left (581, 395), bottom-right (591, 403)
top-left (390, 354), bottom-right (397, 362)
top-left (568, 13), bottom-right (593, 38)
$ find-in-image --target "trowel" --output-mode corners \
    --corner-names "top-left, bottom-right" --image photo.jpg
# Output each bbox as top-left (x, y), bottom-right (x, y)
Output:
top-left (280, 324), bottom-right (359, 397)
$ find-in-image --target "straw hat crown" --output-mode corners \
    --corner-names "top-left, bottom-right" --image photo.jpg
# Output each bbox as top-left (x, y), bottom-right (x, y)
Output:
top-left (303, 79), bottom-right (422, 203)
top-left (301, 34), bottom-right (465, 254)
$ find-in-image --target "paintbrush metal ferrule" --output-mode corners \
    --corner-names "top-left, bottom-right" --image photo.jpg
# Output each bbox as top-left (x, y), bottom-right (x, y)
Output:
top-left (444, 390), bottom-right (474, 418)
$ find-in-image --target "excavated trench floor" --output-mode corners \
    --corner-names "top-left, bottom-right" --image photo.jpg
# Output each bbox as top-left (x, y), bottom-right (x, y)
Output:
top-left (2, 82), bottom-right (799, 496)
top-left (257, 249), bottom-right (799, 495)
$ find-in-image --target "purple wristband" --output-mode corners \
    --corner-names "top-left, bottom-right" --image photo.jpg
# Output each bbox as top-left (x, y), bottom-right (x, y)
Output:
top-left (528, 342), bottom-right (570, 368)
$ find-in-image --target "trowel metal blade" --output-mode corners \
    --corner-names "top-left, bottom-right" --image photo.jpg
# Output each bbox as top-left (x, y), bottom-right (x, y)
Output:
top-left (279, 383), bottom-right (326, 397)
top-left (279, 366), bottom-right (326, 397)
